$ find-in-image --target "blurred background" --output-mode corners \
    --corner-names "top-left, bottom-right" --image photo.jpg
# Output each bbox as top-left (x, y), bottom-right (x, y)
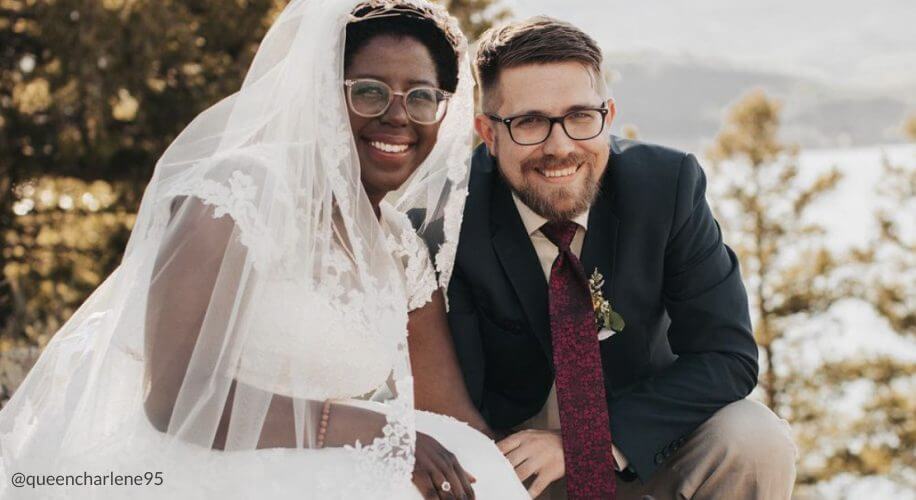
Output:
top-left (0, 0), bottom-right (913, 497)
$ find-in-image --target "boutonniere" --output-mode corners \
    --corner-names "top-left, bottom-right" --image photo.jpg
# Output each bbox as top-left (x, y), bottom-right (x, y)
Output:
top-left (588, 268), bottom-right (625, 341)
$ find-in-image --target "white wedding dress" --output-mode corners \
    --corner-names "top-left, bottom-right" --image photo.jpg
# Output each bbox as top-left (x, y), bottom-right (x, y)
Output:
top-left (189, 200), bottom-right (527, 499)
top-left (0, 200), bottom-right (527, 500)
top-left (0, 1), bottom-right (528, 498)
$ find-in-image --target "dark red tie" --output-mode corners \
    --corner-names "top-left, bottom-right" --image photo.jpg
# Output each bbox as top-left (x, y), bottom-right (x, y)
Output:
top-left (541, 220), bottom-right (616, 500)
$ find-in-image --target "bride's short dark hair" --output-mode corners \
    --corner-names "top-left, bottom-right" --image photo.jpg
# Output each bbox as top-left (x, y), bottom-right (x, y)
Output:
top-left (345, 8), bottom-right (459, 93)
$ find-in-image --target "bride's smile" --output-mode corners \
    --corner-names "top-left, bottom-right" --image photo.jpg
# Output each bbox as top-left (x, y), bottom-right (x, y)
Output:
top-left (364, 133), bottom-right (417, 165)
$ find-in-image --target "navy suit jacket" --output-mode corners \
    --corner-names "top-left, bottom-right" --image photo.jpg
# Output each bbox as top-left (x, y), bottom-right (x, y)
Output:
top-left (446, 137), bottom-right (759, 481)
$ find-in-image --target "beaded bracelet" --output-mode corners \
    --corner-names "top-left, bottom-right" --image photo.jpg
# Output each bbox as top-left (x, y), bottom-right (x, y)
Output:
top-left (316, 400), bottom-right (332, 449)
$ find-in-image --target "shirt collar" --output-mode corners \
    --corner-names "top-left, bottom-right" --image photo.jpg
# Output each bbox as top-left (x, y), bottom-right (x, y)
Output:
top-left (511, 192), bottom-right (590, 237)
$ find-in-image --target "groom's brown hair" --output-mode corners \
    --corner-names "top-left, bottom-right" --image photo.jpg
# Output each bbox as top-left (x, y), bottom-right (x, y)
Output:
top-left (474, 17), bottom-right (604, 113)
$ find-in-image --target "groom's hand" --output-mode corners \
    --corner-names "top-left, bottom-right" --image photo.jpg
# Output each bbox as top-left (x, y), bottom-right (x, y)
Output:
top-left (413, 431), bottom-right (477, 500)
top-left (497, 429), bottom-right (564, 498)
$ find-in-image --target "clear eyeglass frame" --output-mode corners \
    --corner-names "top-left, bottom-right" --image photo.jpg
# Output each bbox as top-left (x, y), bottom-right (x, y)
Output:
top-left (344, 78), bottom-right (452, 125)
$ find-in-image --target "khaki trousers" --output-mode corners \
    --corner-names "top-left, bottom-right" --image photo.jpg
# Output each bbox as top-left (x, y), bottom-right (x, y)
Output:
top-left (530, 398), bottom-right (797, 500)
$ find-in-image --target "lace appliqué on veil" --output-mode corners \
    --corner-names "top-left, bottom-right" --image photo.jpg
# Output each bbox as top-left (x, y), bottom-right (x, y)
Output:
top-left (158, 151), bottom-right (297, 273)
top-left (434, 184), bottom-right (468, 291)
top-left (383, 207), bottom-right (438, 311)
top-left (345, 378), bottom-right (416, 489)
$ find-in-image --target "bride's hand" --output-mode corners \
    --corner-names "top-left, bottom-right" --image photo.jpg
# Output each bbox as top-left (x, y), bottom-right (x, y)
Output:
top-left (413, 431), bottom-right (476, 499)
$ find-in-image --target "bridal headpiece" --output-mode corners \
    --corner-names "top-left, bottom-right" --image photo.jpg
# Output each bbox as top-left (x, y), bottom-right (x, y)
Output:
top-left (348, 0), bottom-right (465, 54)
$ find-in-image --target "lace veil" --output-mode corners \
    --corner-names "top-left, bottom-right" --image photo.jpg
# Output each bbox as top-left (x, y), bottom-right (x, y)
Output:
top-left (0, 0), bottom-right (473, 496)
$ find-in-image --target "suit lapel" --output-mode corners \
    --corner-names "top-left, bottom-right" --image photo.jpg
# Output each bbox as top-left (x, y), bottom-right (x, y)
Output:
top-left (580, 155), bottom-right (619, 307)
top-left (490, 176), bottom-right (555, 363)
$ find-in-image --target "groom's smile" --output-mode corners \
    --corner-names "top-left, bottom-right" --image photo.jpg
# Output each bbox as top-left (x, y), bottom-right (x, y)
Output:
top-left (523, 151), bottom-right (592, 193)
top-left (534, 160), bottom-right (583, 181)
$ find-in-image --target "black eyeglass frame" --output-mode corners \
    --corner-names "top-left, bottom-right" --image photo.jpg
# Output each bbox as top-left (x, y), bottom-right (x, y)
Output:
top-left (343, 78), bottom-right (453, 125)
top-left (486, 104), bottom-right (610, 145)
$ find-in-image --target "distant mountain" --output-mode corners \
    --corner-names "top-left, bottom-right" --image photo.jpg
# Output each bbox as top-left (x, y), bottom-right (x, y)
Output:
top-left (604, 51), bottom-right (915, 152)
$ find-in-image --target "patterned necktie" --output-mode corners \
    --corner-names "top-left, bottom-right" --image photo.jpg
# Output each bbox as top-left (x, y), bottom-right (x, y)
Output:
top-left (540, 220), bottom-right (616, 500)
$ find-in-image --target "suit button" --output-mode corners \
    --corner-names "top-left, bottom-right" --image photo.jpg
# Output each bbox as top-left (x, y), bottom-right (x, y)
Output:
top-left (654, 452), bottom-right (665, 464)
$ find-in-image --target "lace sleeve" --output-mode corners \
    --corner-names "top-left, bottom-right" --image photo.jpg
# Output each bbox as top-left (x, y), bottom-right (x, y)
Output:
top-left (381, 204), bottom-right (439, 312)
top-left (403, 229), bottom-right (438, 311)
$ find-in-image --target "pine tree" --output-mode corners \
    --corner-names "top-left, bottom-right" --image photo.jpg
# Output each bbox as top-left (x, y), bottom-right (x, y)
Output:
top-left (708, 92), bottom-right (916, 491)
top-left (621, 124), bottom-right (639, 140)
top-left (781, 356), bottom-right (915, 488)
top-left (707, 89), bottom-right (846, 413)
top-left (867, 142), bottom-right (915, 337)
top-left (435, 0), bottom-right (510, 41)
top-left (819, 116), bottom-right (916, 488)
top-left (1, 0), bottom-right (279, 346)
top-left (905, 115), bottom-right (916, 142)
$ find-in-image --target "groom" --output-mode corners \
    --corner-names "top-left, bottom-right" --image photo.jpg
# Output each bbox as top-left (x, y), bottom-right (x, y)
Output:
top-left (446, 17), bottom-right (797, 499)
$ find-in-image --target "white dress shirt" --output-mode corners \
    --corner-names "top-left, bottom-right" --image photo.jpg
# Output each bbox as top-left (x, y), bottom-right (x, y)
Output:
top-left (510, 193), bottom-right (628, 471)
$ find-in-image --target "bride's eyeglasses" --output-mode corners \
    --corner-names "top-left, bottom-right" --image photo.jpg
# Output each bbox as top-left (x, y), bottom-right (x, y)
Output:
top-left (344, 78), bottom-right (452, 125)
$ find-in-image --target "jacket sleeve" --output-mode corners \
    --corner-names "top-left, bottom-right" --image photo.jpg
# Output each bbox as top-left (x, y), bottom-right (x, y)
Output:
top-left (446, 263), bottom-right (488, 412)
top-left (609, 153), bottom-right (759, 481)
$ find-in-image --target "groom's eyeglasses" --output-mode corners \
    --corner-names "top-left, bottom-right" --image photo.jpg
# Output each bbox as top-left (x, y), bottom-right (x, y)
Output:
top-left (344, 78), bottom-right (452, 125)
top-left (487, 104), bottom-right (609, 146)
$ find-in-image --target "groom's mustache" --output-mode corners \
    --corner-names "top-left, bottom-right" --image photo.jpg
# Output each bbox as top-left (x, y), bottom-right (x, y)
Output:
top-left (521, 152), bottom-right (591, 173)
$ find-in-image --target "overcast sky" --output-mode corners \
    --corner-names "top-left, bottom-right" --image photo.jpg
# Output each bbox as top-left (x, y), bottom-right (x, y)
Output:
top-left (506, 0), bottom-right (916, 93)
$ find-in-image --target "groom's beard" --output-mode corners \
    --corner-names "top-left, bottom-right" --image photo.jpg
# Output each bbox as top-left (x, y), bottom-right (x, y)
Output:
top-left (503, 152), bottom-right (602, 222)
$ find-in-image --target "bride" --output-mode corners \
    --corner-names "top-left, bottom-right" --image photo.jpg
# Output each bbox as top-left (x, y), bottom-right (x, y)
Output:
top-left (0, 0), bottom-right (528, 498)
